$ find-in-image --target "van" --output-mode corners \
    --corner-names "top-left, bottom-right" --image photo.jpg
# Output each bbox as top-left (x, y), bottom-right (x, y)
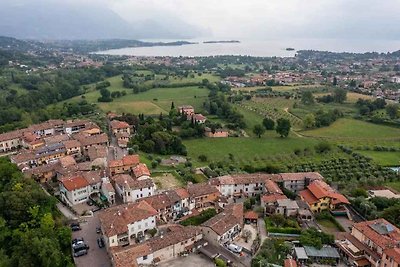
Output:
top-left (227, 243), bottom-right (242, 253)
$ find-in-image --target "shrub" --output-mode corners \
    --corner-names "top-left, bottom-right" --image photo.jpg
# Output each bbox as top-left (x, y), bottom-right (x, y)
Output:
top-left (315, 141), bottom-right (332, 154)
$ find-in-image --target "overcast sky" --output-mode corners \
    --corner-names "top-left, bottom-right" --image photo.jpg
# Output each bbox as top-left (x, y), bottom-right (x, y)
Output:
top-left (7, 0), bottom-right (400, 40)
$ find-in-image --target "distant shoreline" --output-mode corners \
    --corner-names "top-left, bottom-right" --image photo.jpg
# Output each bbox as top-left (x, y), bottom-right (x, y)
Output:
top-left (203, 40), bottom-right (240, 44)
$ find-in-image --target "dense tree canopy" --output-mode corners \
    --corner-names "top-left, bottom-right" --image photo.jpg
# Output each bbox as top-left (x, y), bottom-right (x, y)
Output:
top-left (0, 158), bottom-right (73, 267)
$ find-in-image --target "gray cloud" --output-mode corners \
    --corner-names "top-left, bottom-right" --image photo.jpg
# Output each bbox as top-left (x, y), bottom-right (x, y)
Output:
top-left (2, 0), bottom-right (400, 40)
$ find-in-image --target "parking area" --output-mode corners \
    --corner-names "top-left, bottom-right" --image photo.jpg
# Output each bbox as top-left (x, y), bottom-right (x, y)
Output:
top-left (234, 224), bottom-right (257, 251)
top-left (158, 253), bottom-right (214, 267)
top-left (72, 213), bottom-right (111, 267)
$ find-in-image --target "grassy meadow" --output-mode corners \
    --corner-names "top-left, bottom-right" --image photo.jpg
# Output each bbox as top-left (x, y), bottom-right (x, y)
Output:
top-left (64, 75), bottom-right (212, 115)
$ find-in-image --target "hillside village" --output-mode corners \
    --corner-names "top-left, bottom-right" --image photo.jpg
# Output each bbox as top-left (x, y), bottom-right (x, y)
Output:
top-left (0, 115), bottom-right (399, 267)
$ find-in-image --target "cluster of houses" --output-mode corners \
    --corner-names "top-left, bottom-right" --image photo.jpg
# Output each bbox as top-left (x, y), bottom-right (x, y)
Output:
top-left (2, 119), bottom-right (399, 266)
top-left (178, 105), bottom-right (229, 138)
top-left (91, 171), bottom-right (353, 267)
top-left (223, 71), bottom-right (324, 88)
top-left (178, 105), bottom-right (207, 124)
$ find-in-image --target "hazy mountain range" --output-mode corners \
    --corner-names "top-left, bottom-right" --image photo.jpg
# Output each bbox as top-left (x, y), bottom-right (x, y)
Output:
top-left (0, 1), bottom-right (203, 40)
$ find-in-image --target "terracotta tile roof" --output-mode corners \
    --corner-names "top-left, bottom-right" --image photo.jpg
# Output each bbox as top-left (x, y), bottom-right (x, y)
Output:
top-left (261, 194), bottom-right (287, 204)
top-left (77, 133), bottom-right (108, 147)
top-left (148, 225), bottom-right (202, 251)
top-left (61, 176), bottom-right (89, 191)
top-left (22, 132), bottom-right (40, 143)
top-left (244, 210), bottom-right (258, 220)
top-left (202, 203), bottom-right (243, 236)
top-left (82, 170), bottom-right (102, 185)
top-left (110, 120), bottom-right (130, 130)
top-left (99, 201), bottom-right (158, 237)
top-left (142, 194), bottom-right (172, 211)
top-left (122, 155), bottom-right (140, 166)
top-left (284, 259), bottom-right (298, 267)
top-left (87, 145), bottom-right (107, 160)
top-left (187, 183), bottom-right (220, 198)
top-left (111, 174), bottom-right (135, 187)
top-left (44, 134), bottom-right (70, 145)
top-left (265, 180), bottom-right (283, 194)
top-left (306, 180), bottom-right (350, 205)
top-left (132, 163), bottom-right (150, 178)
top-left (277, 172), bottom-right (324, 181)
top-left (109, 155), bottom-right (140, 168)
top-left (384, 248), bottom-right (400, 264)
top-left (212, 173), bottom-right (279, 185)
top-left (64, 119), bottom-right (91, 128)
top-left (10, 151), bottom-right (36, 164)
top-left (0, 129), bottom-right (23, 142)
top-left (353, 219), bottom-right (400, 250)
top-left (112, 243), bottom-right (149, 267)
top-left (142, 190), bottom-right (181, 210)
top-left (299, 189), bottom-right (319, 205)
top-left (59, 155), bottom-right (76, 168)
top-left (109, 159), bottom-right (123, 168)
top-left (62, 139), bottom-right (81, 149)
top-left (174, 188), bottom-right (190, 199)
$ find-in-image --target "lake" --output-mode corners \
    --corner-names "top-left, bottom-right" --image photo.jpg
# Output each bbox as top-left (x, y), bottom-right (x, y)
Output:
top-left (95, 38), bottom-right (400, 57)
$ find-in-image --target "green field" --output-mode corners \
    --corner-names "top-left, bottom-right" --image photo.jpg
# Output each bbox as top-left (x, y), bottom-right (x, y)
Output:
top-left (385, 181), bottom-right (400, 193)
top-left (357, 151), bottom-right (400, 166)
top-left (64, 75), bottom-right (211, 115)
top-left (302, 118), bottom-right (400, 139)
top-left (184, 136), bottom-right (319, 165)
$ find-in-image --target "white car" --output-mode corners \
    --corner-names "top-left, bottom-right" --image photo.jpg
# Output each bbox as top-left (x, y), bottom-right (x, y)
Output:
top-left (227, 243), bottom-right (242, 253)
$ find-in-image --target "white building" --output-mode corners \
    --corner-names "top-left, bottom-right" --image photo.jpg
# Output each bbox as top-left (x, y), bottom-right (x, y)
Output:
top-left (112, 174), bottom-right (155, 203)
top-left (59, 176), bottom-right (90, 206)
top-left (99, 201), bottom-right (158, 248)
top-left (200, 203), bottom-right (243, 246)
top-left (211, 173), bottom-right (279, 198)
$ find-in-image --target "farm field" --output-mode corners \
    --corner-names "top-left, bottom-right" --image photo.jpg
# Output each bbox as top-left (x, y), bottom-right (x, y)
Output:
top-left (184, 136), bottom-right (319, 166)
top-left (236, 98), bottom-right (303, 131)
top-left (64, 75), bottom-right (210, 115)
top-left (313, 92), bottom-right (375, 103)
top-left (356, 151), bottom-right (400, 166)
top-left (301, 118), bottom-right (400, 139)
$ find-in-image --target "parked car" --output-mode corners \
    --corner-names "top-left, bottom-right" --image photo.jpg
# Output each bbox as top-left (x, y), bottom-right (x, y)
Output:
top-left (73, 249), bottom-right (87, 257)
top-left (71, 225), bottom-right (81, 231)
top-left (227, 243), bottom-right (242, 253)
top-left (97, 237), bottom-right (105, 248)
top-left (72, 240), bottom-right (84, 245)
top-left (70, 222), bottom-right (81, 231)
top-left (96, 227), bottom-right (101, 234)
top-left (73, 242), bottom-right (89, 251)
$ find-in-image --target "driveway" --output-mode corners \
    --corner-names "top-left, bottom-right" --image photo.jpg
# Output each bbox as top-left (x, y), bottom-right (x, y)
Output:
top-left (158, 253), bottom-right (214, 267)
top-left (72, 213), bottom-right (111, 267)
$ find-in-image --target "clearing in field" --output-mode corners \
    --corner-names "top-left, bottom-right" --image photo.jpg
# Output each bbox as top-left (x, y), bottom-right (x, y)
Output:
top-left (152, 172), bottom-right (183, 189)
top-left (357, 151), bottom-right (400, 166)
top-left (98, 101), bottom-right (167, 115)
top-left (301, 118), bottom-right (400, 139)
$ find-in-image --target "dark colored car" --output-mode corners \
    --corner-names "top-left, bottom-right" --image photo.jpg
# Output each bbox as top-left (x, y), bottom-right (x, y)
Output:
top-left (71, 225), bottom-right (81, 231)
top-left (96, 227), bottom-right (101, 234)
top-left (97, 237), bottom-right (105, 248)
top-left (73, 249), bottom-right (87, 257)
